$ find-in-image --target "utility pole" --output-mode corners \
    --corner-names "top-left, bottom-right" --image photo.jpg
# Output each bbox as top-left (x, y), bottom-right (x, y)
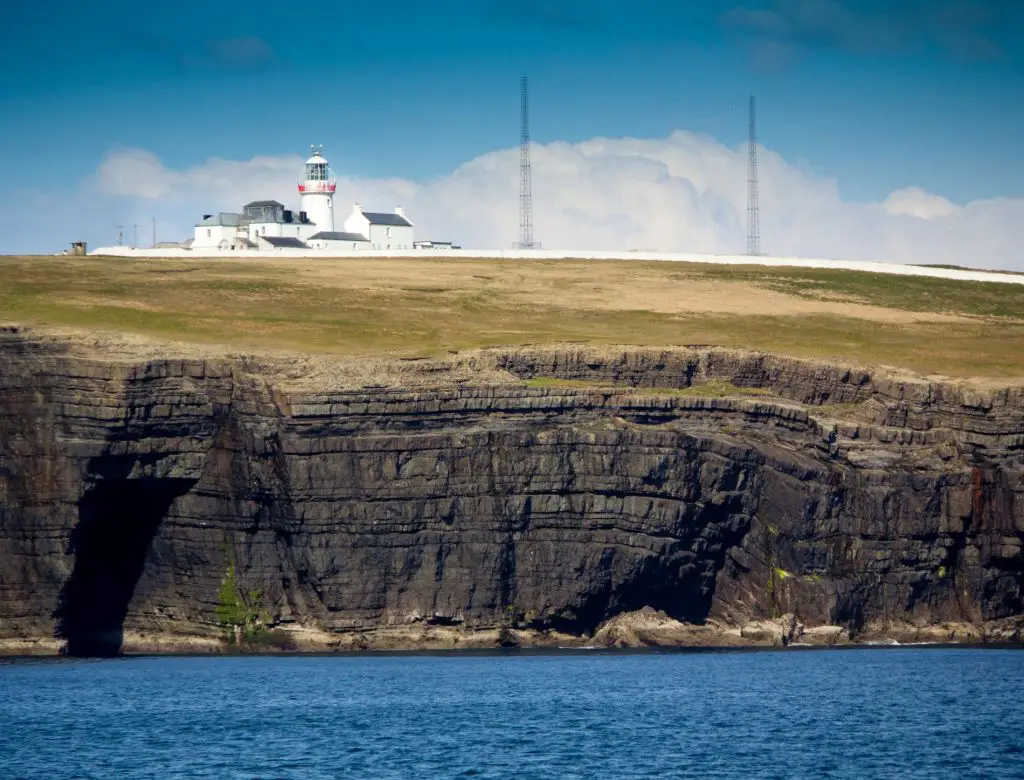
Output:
top-left (747, 95), bottom-right (761, 257)
top-left (518, 76), bottom-right (535, 250)
top-left (115, 226), bottom-right (125, 246)
top-left (151, 217), bottom-right (156, 248)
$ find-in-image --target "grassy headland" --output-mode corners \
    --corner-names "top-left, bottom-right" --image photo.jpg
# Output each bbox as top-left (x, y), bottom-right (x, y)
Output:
top-left (1, 254), bottom-right (1022, 379)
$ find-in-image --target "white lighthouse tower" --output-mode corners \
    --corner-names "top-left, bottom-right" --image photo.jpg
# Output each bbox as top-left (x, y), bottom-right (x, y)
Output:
top-left (298, 144), bottom-right (336, 232)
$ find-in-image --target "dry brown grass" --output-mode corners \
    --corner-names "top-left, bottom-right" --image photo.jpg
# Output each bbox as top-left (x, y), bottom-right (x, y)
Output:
top-left (2, 254), bottom-right (1023, 379)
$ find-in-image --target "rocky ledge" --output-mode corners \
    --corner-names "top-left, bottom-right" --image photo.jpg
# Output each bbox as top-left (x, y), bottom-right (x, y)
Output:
top-left (0, 327), bottom-right (1021, 655)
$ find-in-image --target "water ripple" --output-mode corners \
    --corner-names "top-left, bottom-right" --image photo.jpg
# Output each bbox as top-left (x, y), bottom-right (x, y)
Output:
top-left (1, 648), bottom-right (1022, 779)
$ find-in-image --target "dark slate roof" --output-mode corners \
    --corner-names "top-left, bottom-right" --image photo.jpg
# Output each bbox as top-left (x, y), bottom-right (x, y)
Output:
top-left (258, 236), bottom-right (307, 248)
top-left (196, 212), bottom-right (245, 227)
top-left (247, 209), bottom-right (309, 225)
top-left (245, 200), bottom-right (285, 208)
top-left (362, 212), bottom-right (413, 227)
top-left (308, 231), bottom-right (369, 242)
top-left (254, 215), bottom-right (304, 224)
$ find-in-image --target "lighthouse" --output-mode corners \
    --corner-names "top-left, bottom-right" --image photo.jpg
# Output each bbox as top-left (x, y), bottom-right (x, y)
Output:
top-left (298, 145), bottom-right (336, 232)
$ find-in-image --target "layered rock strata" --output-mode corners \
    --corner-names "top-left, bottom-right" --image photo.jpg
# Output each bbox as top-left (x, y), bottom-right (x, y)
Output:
top-left (0, 327), bottom-right (1021, 654)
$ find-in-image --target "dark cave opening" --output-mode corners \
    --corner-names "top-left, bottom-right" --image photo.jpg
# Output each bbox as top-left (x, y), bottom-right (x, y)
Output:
top-left (54, 478), bottom-right (195, 657)
top-left (538, 550), bottom-right (713, 637)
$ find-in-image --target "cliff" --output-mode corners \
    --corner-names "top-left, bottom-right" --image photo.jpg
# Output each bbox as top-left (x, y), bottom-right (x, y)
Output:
top-left (1, 326), bottom-right (1021, 655)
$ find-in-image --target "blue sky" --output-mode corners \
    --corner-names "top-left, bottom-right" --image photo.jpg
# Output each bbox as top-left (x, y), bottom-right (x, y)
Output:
top-left (1, 0), bottom-right (1023, 259)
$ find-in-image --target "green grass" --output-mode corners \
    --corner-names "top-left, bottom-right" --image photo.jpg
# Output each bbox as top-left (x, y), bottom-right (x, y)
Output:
top-left (524, 378), bottom-right (614, 391)
top-left (2, 255), bottom-right (1024, 378)
top-left (524, 377), bottom-right (774, 398)
top-left (815, 401), bottom-right (871, 418)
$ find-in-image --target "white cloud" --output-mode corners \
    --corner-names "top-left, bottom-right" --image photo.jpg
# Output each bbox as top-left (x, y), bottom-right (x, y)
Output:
top-left (15, 131), bottom-right (1024, 270)
top-left (97, 149), bottom-right (301, 203)
top-left (883, 187), bottom-right (961, 219)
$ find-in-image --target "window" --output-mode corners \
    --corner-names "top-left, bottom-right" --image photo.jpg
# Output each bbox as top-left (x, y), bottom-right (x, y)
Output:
top-left (206, 229), bottom-right (211, 238)
top-left (386, 227), bottom-right (392, 239)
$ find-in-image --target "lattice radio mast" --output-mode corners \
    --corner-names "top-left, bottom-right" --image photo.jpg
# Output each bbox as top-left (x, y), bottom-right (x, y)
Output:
top-left (518, 76), bottom-right (536, 250)
top-left (747, 95), bottom-right (761, 256)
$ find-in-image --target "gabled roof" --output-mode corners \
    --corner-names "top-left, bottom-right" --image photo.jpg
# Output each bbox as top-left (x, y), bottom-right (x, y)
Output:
top-left (362, 212), bottom-right (413, 227)
top-left (308, 231), bottom-right (369, 242)
top-left (244, 200), bottom-right (285, 208)
top-left (258, 236), bottom-right (307, 248)
top-left (197, 212), bottom-right (244, 227)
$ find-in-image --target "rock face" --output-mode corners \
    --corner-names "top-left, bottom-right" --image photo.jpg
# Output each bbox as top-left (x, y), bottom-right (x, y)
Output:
top-left (0, 328), bottom-right (1022, 655)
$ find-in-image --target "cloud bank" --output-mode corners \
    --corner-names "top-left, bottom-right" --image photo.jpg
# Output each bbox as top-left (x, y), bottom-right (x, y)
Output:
top-left (85, 131), bottom-right (1024, 270)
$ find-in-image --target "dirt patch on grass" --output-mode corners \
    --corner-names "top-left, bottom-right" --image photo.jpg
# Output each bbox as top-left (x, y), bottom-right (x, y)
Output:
top-left (248, 257), bottom-right (968, 324)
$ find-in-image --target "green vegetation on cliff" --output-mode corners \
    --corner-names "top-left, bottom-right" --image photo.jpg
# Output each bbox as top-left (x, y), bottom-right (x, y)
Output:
top-left (214, 549), bottom-right (276, 648)
top-left (525, 377), bottom-right (775, 398)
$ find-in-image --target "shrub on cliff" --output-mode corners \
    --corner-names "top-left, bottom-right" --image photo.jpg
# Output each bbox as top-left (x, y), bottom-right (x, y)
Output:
top-left (214, 559), bottom-right (268, 647)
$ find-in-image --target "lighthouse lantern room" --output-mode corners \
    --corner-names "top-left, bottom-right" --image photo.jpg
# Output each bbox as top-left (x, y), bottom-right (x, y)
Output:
top-left (299, 144), bottom-right (336, 232)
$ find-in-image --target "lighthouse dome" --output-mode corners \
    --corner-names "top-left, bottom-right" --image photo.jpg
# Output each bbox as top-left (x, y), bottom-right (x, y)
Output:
top-left (305, 143), bottom-right (329, 166)
top-left (302, 144), bottom-right (334, 186)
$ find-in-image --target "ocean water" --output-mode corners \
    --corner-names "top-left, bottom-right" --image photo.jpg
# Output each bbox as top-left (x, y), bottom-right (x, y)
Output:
top-left (2, 648), bottom-right (1022, 779)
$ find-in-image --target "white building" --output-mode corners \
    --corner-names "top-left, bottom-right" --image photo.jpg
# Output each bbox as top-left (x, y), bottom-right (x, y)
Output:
top-left (243, 200), bottom-right (316, 243)
top-left (344, 204), bottom-right (414, 250)
top-left (193, 212), bottom-right (248, 250)
top-left (414, 240), bottom-right (460, 251)
top-left (191, 145), bottom-right (422, 251)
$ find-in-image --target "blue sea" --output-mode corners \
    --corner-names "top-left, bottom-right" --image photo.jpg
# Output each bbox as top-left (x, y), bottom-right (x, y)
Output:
top-left (2, 648), bottom-right (1022, 779)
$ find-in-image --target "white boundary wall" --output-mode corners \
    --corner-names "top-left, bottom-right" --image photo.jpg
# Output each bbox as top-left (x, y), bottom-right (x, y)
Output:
top-left (88, 246), bottom-right (1024, 286)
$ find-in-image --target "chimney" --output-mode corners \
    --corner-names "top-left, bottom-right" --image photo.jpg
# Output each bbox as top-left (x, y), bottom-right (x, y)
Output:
top-left (354, 203), bottom-right (363, 213)
top-left (395, 205), bottom-right (405, 218)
